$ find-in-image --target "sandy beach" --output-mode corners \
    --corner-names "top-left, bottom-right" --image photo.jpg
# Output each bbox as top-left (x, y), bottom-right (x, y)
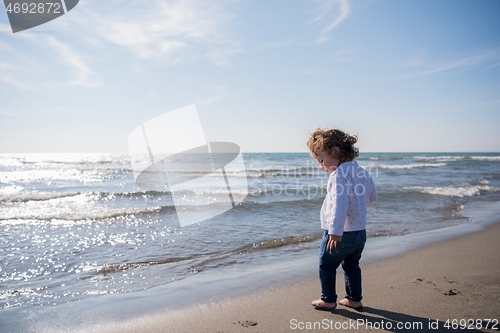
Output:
top-left (82, 221), bottom-right (500, 333)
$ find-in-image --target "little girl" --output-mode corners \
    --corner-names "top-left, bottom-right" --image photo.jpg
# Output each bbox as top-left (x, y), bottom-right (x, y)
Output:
top-left (307, 128), bottom-right (377, 310)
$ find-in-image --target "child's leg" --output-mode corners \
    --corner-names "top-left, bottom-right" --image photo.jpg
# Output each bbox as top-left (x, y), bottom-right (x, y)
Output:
top-left (318, 231), bottom-right (342, 304)
top-left (341, 230), bottom-right (366, 302)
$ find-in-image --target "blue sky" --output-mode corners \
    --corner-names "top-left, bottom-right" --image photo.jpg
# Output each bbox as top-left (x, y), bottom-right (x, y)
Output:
top-left (0, 0), bottom-right (499, 153)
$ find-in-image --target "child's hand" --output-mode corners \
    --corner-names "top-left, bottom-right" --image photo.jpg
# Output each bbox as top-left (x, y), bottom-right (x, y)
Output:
top-left (327, 234), bottom-right (343, 254)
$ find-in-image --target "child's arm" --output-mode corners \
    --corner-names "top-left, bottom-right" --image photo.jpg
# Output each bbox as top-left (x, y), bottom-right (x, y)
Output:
top-left (327, 173), bottom-right (349, 237)
top-left (326, 174), bottom-right (349, 243)
top-left (368, 178), bottom-right (377, 204)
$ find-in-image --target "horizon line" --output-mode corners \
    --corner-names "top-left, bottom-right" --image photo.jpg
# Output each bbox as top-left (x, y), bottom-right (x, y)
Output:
top-left (1, 151), bottom-right (500, 155)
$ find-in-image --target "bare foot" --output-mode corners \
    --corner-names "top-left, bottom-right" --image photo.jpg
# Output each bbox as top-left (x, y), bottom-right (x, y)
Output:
top-left (339, 298), bottom-right (363, 309)
top-left (311, 299), bottom-right (337, 310)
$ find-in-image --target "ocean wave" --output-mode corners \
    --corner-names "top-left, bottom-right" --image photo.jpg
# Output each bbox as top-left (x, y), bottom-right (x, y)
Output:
top-left (412, 156), bottom-right (462, 162)
top-left (247, 186), bottom-right (327, 197)
top-left (365, 162), bottom-right (447, 169)
top-left (119, 188), bottom-right (251, 199)
top-left (224, 165), bottom-right (322, 178)
top-left (469, 156), bottom-right (500, 161)
top-left (389, 156), bottom-right (405, 160)
top-left (119, 190), bottom-right (170, 197)
top-left (134, 165), bottom-right (322, 179)
top-left (0, 195), bottom-right (167, 222)
top-left (407, 155), bottom-right (460, 160)
top-left (245, 165), bottom-right (319, 172)
top-left (0, 186), bottom-right (82, 203)
top-left (403, 184), bottom-right (500, 197)
top-left (239, 197), bottom-right (324, 211)
top-left (0, 169), bottom-right (106, 183)
top-left (0, 157), bottom-right (25, 167)
top-left (0, 186), bottom-right (321, 222)
top-left (356, 156), bottom-right (378, 160)
top-left (137, 167), bottom-right (249, 174)
top-left (0, 153), bottom-right (131, 166)
top-left (83, 233), bottom-right (323, 277)
top-left (0, 185), bottom-right (24, 195)
top-left (406, 155), bottom-right (500, 162)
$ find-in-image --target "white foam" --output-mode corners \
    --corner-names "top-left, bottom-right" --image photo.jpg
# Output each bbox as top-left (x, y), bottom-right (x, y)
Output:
top-left (401, 155), bottom-right (500, 162)
top-left (1, 169), bottom-right (104, 183)
top-left (0, 186), bottom-right (81, 203)
top-left (0, 157), bottom-right (24, 167)
top-left (410, 155), bottom-right (461, 160)
top-left (470, 156), bottom-right (500, 161)
top-left (0, 193), bottom-right (162, 222)
top-left (404, 184), bottom-right (499, 197)
top-left (0, 185), bottom-right (25, 195)
top-left (0, 153), bottom-right (129, 165)
top-left (366, 162), bottom-right (447, 169)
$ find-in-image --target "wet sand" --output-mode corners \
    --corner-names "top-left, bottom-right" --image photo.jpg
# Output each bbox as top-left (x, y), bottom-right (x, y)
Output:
top-left (87, 222), bottom-right (500, 333)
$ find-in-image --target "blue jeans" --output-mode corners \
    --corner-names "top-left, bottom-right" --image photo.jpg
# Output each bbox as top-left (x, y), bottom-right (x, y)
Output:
top-left (319, 229), bottom-right (366, 303)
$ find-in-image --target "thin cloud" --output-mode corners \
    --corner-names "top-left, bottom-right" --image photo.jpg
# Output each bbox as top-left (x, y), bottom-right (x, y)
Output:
top-left (0, 22), bottom-right (12, 33)
top-left (425, 53), bottom-right (496, 75)
top-left (407, 51), bottom-right (500, 78)
top-left (0, 110), bottom-right (16, 116)
top-left (75, 0), bottom-right (238, 65)
top-left (206, 43), bottom-right (243, 67)
top-left (0, 62), bottom-right (13, 71)
top-left (198, 85), bottom-right (226, 105)
top-left (0, 34), bottom-right (98, 91)
top-left (47, 36), bottom-right (100, 87)
top-left (0, 74), bottom-right (29, 90)
top-left (0, 57), bottom-right (18, 89)
top-left (0, 42), bottom-right (31, 90)
top-left (310, 0), bottom-right (350, 43)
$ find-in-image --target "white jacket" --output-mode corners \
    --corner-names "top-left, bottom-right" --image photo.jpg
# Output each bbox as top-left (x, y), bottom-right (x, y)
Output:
top-left (320, 161), bottom-right (377, 236)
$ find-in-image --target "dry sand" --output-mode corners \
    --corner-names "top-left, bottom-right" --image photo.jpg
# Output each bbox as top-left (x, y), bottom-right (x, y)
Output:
top-left (92, 222), bottom-right (500, 333)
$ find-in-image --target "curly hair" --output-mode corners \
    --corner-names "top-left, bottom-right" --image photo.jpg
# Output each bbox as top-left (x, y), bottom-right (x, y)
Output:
top-left (307, 128), bottom-right (359, 163)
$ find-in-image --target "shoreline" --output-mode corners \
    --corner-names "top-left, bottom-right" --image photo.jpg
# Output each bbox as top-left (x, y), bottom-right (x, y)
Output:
top-left (3, 200), bottom-right (500, 332)
top-left (84, 218), bottom-right (500, 333)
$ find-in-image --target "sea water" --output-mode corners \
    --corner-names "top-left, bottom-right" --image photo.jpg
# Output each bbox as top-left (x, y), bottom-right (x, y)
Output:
top-left (1, 152), bottom-right (499, 314)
